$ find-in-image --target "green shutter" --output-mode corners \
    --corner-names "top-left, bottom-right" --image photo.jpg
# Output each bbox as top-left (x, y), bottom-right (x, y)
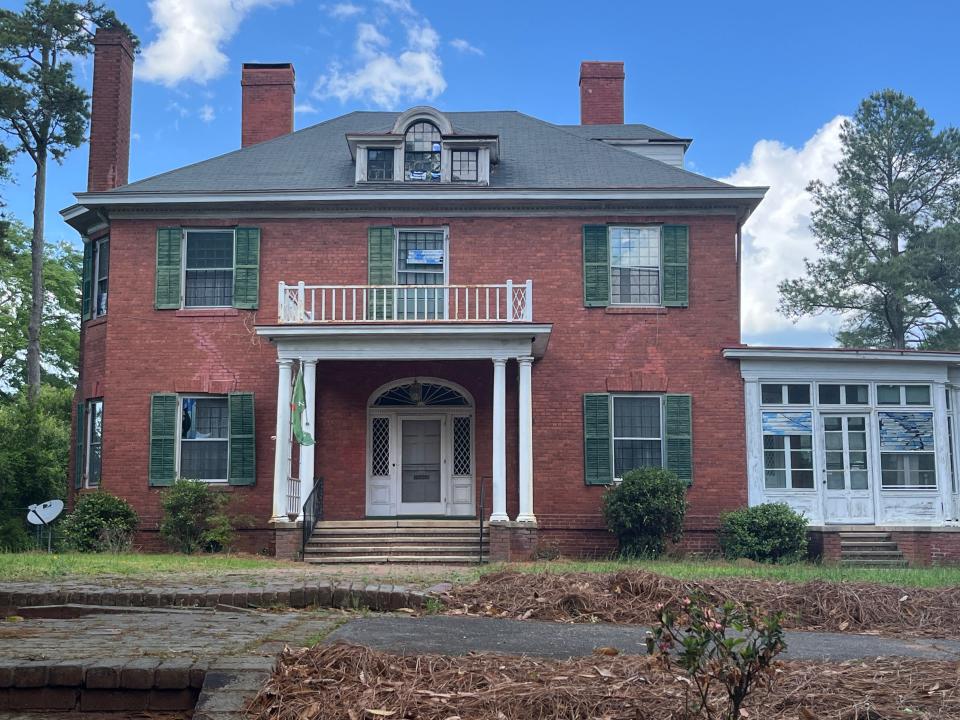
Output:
top-left (664, 394), bottom-right (693, 485)
top-left (81, 242), bottom-right (94, 321)
top-left (233, 228), bottom-right (260, 309)
top-left (583, 225), bottom-right (610, 307)
top-left (367, 227), bottom-right (395, 320)
top-left (584, 393), bottom-right (612, 485)
top-left (662, 225), bottom-right (689, 307)
top-left (74, 402), bottom-right (85, 489)
top-left (155, 228), bottom-right (183, 309)
top-left (228, 392), bottom-right (256, 486)
top-left (149, 393), bottom-right (178, 486)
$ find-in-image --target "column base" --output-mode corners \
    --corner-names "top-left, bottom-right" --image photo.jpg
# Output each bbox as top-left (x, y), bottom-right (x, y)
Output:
top-left (488, 520), bottom-right (539, 562)
top-left (271, 518), bottom-right (302, 560)
top-left (514, 514), bottom-right (537, 524)
top-left (488, 512), bottom-right (510, 522)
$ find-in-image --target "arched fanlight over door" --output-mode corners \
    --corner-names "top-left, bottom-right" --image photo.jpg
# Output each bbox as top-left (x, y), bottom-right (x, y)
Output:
top-left (404, 121), bottom-right (441, 182)
top-left (373, 380), bottom-right (470, 407)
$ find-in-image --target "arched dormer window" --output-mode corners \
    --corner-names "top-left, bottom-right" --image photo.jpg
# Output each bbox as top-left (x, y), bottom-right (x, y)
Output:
top-left (404, 121), bottom-right (441, 182)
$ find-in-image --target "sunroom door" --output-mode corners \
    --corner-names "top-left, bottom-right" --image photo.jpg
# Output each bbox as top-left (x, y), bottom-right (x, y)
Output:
top-left (821, 414), bottom-right (875, 524)
top-left (366, 415), bottom-right (395, 517)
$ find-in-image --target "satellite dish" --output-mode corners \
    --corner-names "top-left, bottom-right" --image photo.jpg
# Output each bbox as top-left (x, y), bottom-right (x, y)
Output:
top-left (26, 499), bottom-right (64, 526)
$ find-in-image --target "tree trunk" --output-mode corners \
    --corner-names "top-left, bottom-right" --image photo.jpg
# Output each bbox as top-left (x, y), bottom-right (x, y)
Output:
top-left (26, 151), bottom-right (46, 404)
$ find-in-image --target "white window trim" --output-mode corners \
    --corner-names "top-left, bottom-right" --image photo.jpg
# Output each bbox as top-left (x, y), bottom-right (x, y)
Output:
top-left (365, 147), bottom-right (397, 182)
top-left (92, 238), bottom-right (109, 318)
top-left (762, 430), bottom-right (815, 492)
top-left (607, 225), bottom-right (664, 308)
top-left (181, 228), bottom-right (236, 309)
top-left (876, 383), bottom-right (932, 407)
top-left (450, 149), bottom-right (480, 183)
top-left (177, 394), bottom-right (230, 484)
top-left (84, 398), bottom-right (103, 489)
top-left (610, 393), bottom-right (665, 482)
top-left (880, 450), bottom-right (937, 489)
top-left (760, 382), bottom-right (812, 407)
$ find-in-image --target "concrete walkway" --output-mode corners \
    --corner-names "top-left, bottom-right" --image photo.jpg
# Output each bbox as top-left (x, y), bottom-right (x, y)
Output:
top-left (328, 614), bottom-right (960, 661)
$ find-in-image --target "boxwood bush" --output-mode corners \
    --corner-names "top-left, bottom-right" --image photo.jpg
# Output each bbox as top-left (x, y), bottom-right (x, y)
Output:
top-left (719, 503), bottom-right (808, 563)
top-left (59, 491), bottom-right (139, 552)
top-left (602, 467), bottom-right (688, 558)
top-left (160, 479), bottom-right (234, 554)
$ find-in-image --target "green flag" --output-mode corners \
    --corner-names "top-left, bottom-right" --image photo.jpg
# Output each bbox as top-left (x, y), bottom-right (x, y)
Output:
top-left (291, 365), bottom-right (314, 446)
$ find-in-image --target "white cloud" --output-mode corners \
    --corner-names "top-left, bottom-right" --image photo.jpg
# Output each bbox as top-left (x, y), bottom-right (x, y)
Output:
top-left (327, 2), bottom-right (362, 18)
top-left (199, 104), bottom-right (216, 123)
top-left (719, 116), bottom-right (847, 340)
top-left (138, 0), bottom-right (289, 86)
top-left (295, 102), bottom-right (319, 114)
top-left (449, 38), bottom-right (483, 56)
top-left (313, 2), bottom-right (445, 108)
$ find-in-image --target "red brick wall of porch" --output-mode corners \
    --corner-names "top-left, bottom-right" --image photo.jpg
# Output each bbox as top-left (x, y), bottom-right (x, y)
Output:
top-left (73, 213), bottom-right (745, 556)
top-left (811, 528), bottom-right (960, 566)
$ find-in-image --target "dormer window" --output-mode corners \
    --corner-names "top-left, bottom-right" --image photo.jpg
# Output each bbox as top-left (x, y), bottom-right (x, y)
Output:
top-left (451, 150), bottom-right (478, 182)
top-left (404, 121), bottom-right (441, 182)
top-left (367, 149), bottom-right (394, 181)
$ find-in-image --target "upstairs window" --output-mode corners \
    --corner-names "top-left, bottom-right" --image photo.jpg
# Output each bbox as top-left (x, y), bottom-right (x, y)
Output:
top-left (367, 148), bottom-right (394, 181)
top-left (94, 239), bottom-right (109, 317)
top-left (404, 121), bottom-right (441, 182)
top-left (185, 230), bottom-right (234, 307)
top-left (451, 150), bottom-right (478, 181)
top-left (610, 226), bottom-right (660, 305)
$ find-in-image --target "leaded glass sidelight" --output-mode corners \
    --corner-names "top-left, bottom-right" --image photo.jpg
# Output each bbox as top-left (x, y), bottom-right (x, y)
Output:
top-left (404, 122), bottom-right (441, 182)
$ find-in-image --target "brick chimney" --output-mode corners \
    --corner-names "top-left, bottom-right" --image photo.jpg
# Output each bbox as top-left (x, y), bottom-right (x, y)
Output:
top-left (579, 61), bottom-right (625, 125)
top-left (87, 28), bottom-right (135, 191)
top-left (241, 63), bottom-right (295, 147)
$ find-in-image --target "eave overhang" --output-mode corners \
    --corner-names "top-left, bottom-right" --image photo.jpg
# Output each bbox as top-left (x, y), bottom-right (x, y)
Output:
top-left (723, 347), bottom-right (960, 365)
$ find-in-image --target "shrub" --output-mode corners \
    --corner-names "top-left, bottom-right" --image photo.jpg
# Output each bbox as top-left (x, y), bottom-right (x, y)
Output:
top-left (159, 479), bottom-right (236, 554)
top-left (648, 591), bottom-right (786, 720)
top-left (719, 503), bottom-right (808, 563)
top-left (59, 492), bottom-right (139, 552)
top-left (601, 467), bottom-right (687, 558)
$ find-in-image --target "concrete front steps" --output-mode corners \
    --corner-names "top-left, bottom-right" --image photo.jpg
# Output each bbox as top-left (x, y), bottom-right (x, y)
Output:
top-left (303, 519), bottom-right (489, 564)
top-left (839, 531), bottom-right (908, 566)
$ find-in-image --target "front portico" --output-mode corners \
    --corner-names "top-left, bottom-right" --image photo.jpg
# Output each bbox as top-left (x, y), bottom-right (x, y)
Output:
top-left (256, 323), bottom-right (552, 534)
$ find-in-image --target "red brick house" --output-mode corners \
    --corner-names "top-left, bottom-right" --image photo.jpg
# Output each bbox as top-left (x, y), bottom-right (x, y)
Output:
top-left (66, 29), bottom-right (769, 561)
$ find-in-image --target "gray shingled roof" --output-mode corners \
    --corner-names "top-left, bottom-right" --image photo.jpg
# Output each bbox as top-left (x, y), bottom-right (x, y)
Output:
top-left (110, 110), bottom-right (728, 194)
top-left (558, 123), bottom-right (685, 142)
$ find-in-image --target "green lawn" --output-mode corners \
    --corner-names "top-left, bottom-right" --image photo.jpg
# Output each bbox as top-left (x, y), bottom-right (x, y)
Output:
top-left (480, 559), bottom-right (960, 588)
top-left (0, 552), bottom-right (296, 581)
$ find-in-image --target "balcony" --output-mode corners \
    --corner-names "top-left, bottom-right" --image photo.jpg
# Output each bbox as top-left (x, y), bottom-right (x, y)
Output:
top-left (277, 280), bottom-right (533, 324)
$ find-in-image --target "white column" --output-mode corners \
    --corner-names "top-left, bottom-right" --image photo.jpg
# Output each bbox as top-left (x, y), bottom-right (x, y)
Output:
top-left (490, 357), bottom-right (509, 522)
top-left (297, 359), bottom-right (318, 519)
top-left (516, 356), bottom-right (536, 523)
top-left (271, 358), bottom-right (294, 521)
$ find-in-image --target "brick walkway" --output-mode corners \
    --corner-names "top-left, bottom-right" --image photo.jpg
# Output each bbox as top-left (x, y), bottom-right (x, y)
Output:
top-left (0, 606), bottom-right (339, 719)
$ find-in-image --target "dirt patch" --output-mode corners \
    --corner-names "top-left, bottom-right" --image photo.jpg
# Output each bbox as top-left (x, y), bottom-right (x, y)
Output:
top-left (443, 570), bottom-right (960, 638)
top-left (247, 642), bottom-right (959, 719)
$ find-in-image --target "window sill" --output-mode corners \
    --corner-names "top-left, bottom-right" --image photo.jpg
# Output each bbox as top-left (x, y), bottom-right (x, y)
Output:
top-left (604, 306), bottom-right (667, 315)
top-left (175, 308), bottom-right (240, 318)
top-left (84, 316), bottom-right (108, 329)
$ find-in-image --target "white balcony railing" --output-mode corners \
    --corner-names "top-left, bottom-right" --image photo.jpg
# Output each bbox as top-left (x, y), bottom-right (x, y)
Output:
top-left (277, 280), bottom-right (533, 324)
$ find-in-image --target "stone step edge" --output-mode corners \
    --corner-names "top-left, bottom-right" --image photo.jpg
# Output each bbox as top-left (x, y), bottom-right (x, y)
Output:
top-left (0, 581), bottom-right (430, 615)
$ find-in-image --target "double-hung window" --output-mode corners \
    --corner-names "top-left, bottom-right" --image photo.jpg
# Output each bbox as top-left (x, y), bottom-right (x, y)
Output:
top-left (184, 230), bottom-right (234, 307)
top-left (612, 396), bottom-right (663, 480)
top-left (180, 396), bottom-right (230, 482)
top-left (396, 229), bottom-right (446, 319)
top-left (451, 150), bottom-right (478, 182)
top-left (367, 149), bottom-right (394, 181)
top-left (84, 399), bottom-right (103, 488)
top-left (610, 226), bottom-right (661, 305)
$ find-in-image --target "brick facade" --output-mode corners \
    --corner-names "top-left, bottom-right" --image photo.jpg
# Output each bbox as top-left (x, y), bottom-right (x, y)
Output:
top-left (74, 213), bottom-right (747, 556)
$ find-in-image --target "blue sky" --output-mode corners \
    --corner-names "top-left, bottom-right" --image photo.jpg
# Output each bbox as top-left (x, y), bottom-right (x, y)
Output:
top-left (2, 0), bottom-right (959, 345)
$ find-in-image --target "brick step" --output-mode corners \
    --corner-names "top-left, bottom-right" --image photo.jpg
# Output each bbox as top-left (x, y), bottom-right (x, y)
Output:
top-left (307, 544), bottom-right (486, 555)
top-left (840, 541), bottom-right (899, 550)
top-left (315, 520), bottom-right (484, 529)
top-left (312, 528), bottom-right (485, 538)
top-left (309, 533), bottom-right (486, 543)
top-left (304, 554), bottom-right (484, 564)
top-left (840, 550), bottom-right (905, 559)
top-left (837, 532), bottom-right (892, 541)
top-left (840, 558), bottom-right (909, 567)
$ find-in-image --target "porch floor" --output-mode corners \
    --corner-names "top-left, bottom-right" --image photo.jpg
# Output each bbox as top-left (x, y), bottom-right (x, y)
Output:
top-left (304, 519), bottom-right (489, 564)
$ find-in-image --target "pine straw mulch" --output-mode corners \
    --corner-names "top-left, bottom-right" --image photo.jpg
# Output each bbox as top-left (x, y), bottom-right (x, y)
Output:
top-left (441, 570), bottom-right (960, 638)
top-left (247, 642), bottom-right (960, 720)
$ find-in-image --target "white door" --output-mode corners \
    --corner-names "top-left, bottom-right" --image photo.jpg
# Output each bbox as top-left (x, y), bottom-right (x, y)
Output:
top-left (366, 415), bottom-right (395, 516)
top-left (822, 414), bottom-right (875, 524)
top-left (398, 416), bottom-right (446, 515)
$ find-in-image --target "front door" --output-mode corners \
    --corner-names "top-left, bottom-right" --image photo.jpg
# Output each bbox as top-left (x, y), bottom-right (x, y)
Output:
top-left (399, 416), bottom-right (445, 515)
top-left (821, 414), bottom-right (875, 524)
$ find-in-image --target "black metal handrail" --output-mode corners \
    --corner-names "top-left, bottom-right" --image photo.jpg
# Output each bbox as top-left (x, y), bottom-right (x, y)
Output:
top-left (301, 477), bottom-right (324, 556)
